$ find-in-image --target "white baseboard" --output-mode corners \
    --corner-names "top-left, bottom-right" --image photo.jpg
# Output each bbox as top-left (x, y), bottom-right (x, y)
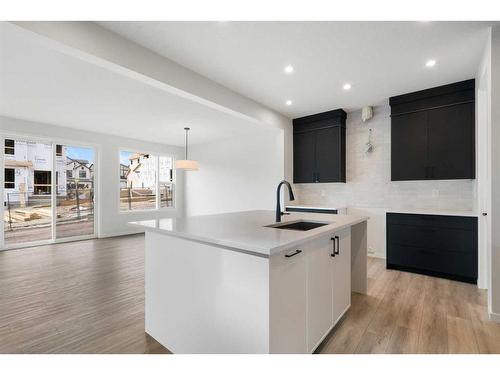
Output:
top-left (489, 311), bottom-right (500, 323)
top-left (99, 228), bottom-right (145, 239)
top-left (368, 251), bottom-right (385, 260)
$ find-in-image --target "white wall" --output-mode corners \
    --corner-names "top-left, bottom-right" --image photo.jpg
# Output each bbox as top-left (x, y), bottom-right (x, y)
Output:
top-left (489, 26), bottom-right (500, 320)
top-left (185, 129), bottom-right (284, 216)
top-left (0, 115), bottom-right (184, 238)
top-left (476, 31), bottom-right (492, 291)
top-left (294, 104), bottom-right (477, 258)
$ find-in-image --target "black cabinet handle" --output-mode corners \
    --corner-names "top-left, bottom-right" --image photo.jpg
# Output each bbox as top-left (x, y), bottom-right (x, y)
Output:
top-left (285, 249), bottom-right (302, 258)
top-left (335, 236), bottom-right (340, 255)
top-left (330, 237), bottom-right (336, 257)
top-left (316, 172), bottom-right (320, 182)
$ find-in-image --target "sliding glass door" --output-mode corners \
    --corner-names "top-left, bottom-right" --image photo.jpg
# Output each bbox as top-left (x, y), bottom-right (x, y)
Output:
top-left (55, 144), bottom-right (95, 239)
top-left (1, 136), bottom-right (96, 249)
top-left (3, 137), bottom-right (53, 246)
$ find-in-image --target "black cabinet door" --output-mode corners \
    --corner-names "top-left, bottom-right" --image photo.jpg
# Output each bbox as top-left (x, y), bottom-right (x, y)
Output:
top-left (315, 127), bottom-right (342, 182)
top-left (386, 213), bottom-right (478, 283)
top-left (391, 111), bottom-right (429, 181)
top-left (293, 131), bottom-right (316, 183)
top-left (427, 102), bottom-right (475, 179)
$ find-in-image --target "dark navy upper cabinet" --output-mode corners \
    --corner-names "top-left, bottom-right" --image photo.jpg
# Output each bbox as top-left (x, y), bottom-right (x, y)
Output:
top-left (390, 79), bottom-right (475, 181)
top-left (293, 109), bottom-right (346, 183)
top-left (293, 131), bottom-right (316, 183)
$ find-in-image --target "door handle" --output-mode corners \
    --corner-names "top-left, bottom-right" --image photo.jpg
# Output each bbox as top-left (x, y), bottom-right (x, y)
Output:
top-left (285, 249), bottom-right (302, 258)
top-left (331, 237), bottom-right (336, 257)
top-left (335, 236), bottom-right (340, 255)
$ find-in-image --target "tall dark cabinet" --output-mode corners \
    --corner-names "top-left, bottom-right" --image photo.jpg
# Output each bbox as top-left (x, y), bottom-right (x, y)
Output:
top-left (390, 79), bottom-right (475, 181)
top-left (293, 109), bottom-right (346, 183)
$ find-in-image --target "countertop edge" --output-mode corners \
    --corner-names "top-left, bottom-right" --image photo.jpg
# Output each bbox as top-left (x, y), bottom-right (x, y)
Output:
top-left (386, 209), bottom-right (478, 217)
top-left (128, 215), bottom-right (369, 257)
top-left (267, 216), bottom-right (368, 256)
top-left (127, 222), bottom-right (271, 257)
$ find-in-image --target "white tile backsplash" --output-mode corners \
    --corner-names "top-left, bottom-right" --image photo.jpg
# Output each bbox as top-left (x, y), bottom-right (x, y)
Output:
top-left (294, 103), bottom-right (477, 258)
top-left (295, 103), bottom-right (477, 212)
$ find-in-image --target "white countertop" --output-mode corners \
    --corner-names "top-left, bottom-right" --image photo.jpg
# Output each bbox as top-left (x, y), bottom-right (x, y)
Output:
top-left (129, 210), bottom-right (368, 257)
top-left (386, 208), bottom-right (478, 217)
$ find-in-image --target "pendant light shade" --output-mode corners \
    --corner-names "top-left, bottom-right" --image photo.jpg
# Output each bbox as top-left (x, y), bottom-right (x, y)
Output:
top-left (176, 127), bottom-right (199, 171)
top-left (175, 159), bottom-right (198, 170)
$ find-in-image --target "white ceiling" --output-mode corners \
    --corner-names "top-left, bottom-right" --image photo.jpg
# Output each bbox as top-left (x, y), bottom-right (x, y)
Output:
top-left (99, 21), bottom-right (493, 117)
top-left (0, 22), bottom-right (267, 146)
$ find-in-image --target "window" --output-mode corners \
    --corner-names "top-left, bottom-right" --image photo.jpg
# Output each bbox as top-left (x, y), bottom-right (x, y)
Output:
top-left (79, 169), bottom-right (86, 178)
top-left (33, 170), bottom-right (51, 195)
top-left (159, 156), bottom-right (174, 208)
top-left (4, 168), bottom-right (15, 189)
top-left (119, 151), bottom-right (174, 211)
top-left (4, 139), bottom-right (14, 155)
top-left (66, 170), bottom-right (72, 178)
top-left (120, 164), bottom-right (129, 180)
top-left (56, 144), bottom-right (63, 156)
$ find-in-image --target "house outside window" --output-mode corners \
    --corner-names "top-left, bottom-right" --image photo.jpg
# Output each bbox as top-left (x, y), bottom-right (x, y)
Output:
top-left (4, 168), bottom-right (15, 189)
top-left (4, 139), bottom-right (15, 155)
top-left (33, 170), bottom-right (51, 195)
top-left (119, 151), bottom-right (174, 211)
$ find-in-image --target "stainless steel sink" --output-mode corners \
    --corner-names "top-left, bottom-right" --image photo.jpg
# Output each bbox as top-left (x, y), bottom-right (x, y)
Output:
top-left (266, 220), bottom-right (330, 231)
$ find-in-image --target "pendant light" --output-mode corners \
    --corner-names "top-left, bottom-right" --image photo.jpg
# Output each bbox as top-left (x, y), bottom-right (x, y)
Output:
top-left (175, 127), bottom-right (199, 171)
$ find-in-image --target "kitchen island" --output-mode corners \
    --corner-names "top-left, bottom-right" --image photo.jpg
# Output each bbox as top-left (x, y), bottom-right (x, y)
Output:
top-left (129, 210), bottom-right (368, 354)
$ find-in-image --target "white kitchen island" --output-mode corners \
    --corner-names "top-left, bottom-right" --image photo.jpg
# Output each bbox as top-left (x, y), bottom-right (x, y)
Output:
top-left (129, 210), bottom-right (368, 354)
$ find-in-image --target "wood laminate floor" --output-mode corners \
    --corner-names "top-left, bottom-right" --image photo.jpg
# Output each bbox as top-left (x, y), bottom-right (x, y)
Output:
top-left (0, 234), bottom-right (168, 354)
top-left (319, 257), bottom-right (500, 354)
top-left (1, 235), bottom-right (498, 354)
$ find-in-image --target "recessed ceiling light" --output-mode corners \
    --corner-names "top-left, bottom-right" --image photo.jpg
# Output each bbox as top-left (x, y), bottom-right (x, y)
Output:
top-left (425, 59), bottom-right (436, 67)
top-left (285, 100), bottom-right (293, 106)
top-left (284, 65), bottom-right (294, 74)
top-left (343, 83), bottom-right (352, 90)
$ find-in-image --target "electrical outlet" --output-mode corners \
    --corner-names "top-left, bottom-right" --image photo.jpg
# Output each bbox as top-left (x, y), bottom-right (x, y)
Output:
top-left (368, 246), bottom-right (375, 254)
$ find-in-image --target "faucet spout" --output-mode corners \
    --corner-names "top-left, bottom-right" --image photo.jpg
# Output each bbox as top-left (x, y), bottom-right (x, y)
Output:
top-left (276, 180), bottom-right (295, 222)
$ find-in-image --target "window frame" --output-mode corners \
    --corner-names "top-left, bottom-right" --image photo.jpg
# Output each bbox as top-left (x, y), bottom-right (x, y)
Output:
top-left (4, 167), bottom-right (15, 189)
top-left (1, 132), bottom-right (100, 251)
top-left (4, 139), bottom-right (15, 155)
top-left (118, 149), bottom-right (176, 213)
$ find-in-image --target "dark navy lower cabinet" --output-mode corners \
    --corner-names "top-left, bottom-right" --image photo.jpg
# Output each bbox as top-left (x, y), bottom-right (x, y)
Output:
top-left (386, 213), bottom-right (478, 284)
